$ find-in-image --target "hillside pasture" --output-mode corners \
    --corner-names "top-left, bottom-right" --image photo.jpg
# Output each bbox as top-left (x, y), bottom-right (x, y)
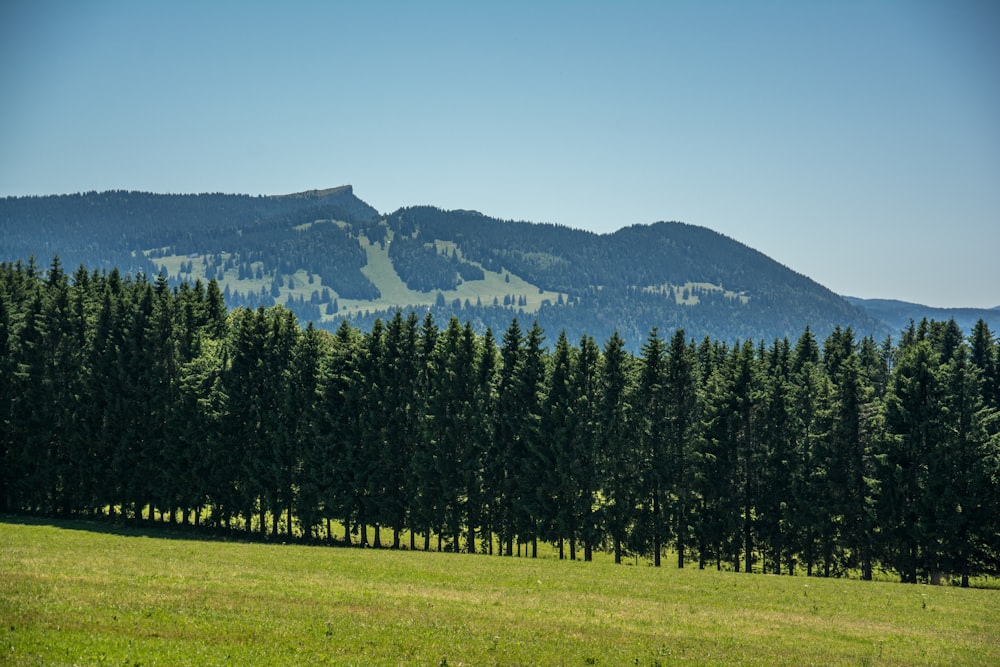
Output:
top-left (2, 518), bottom-right (998, 666)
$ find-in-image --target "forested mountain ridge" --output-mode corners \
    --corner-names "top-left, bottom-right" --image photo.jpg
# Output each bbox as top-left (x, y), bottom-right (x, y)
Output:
top-left (845, 296), bottom-right (1000, 337)
top-left (1, 187), bottom-right (889, 348)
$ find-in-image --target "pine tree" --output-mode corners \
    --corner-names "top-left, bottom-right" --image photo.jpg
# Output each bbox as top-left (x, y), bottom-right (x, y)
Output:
top-left (756, 338), bottom-right (795, 574)
top-left (489, 318), bottom-right (523, 555)
top-left (596, 332), bottom-right (635, 564)
top-left (424, 317), bottom-right (476, 552)
top-left (8, 290), bottom-right (47, 512)
top-left (882, 338), bottom-right (943, 583)
top-left (540, 331), bottom-right (576, 559)
top-left (664, 329), bottom-right (699, 568)
top-left (287, 322), bottom-right (325, 537)
top-left (474, 326), bottom-right (499, 554)
top-left (935, 345), bottom-right (998, 585)
top-left (572, 334), bottom-right (601, 561)
top-left (380, 311), bottom-right (420, 548)
top-left (314, 320), bottom-right (365, 543)
top-left (633, 327), bottom-right (669, 566)
top-left (511, 321), bottom-right (547, 557)
top-left (356, 318), bottom-right (388, 547)
top-left (694, 340), bottom-right (742, 570)
top-left (969, 319), bottom-right (999, 409)
top-left (0, 289), bottom-right (12, 512)
top-left (411, 312), bottom-right (441, 550)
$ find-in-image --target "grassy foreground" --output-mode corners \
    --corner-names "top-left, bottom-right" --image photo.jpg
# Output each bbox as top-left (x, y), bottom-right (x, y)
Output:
top-left (2, 518), bottom-right (998, 666)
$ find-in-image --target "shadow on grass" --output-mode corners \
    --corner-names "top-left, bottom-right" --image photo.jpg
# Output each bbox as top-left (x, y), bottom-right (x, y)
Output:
top-left (0, 512), bottom-right (353, 549)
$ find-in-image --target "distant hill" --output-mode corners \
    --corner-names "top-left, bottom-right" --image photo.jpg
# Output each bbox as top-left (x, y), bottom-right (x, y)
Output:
top-left (844, 297), bottom-right (1000, 337)
top-left (1, 187), bottom-right (891, 349)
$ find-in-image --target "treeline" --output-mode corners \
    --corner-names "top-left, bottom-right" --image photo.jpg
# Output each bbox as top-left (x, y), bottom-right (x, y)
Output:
top-left (2, 259), bottom-right (998, 586)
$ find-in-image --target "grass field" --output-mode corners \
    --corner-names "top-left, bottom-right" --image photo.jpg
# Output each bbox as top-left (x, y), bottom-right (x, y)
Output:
top-left (2, 517), bottom-right (998, 666)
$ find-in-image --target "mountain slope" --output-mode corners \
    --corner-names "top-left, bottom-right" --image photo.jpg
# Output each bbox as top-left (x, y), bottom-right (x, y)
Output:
top-left (1, 187), bottom-right (890, 349)
top-left (845, 297), bottom-right (1000, 336)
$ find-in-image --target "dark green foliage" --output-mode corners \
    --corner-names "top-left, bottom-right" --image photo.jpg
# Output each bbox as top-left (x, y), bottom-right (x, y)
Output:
top-left (1, 259), bottom-right (997, 586)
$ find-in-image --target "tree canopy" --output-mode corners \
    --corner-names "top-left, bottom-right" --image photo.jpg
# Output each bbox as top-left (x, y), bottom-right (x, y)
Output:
top-left (2, 259), bottom-right (998, 586)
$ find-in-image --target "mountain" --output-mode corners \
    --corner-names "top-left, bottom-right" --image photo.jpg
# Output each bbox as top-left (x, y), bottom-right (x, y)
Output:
top-left (845, 297), bottom-right (1000, 337)
top-left (1, 186), bottom-right (891, 349)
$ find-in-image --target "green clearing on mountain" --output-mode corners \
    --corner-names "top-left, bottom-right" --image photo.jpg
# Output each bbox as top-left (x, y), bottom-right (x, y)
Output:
top-left (3, 518), bottom-right (997, 666)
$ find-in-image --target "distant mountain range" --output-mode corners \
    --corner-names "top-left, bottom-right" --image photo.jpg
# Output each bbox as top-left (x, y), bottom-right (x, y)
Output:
top-left (1, 186), bottom-right (992, 349)
top-left (844, 297), bottom-right (1000, 338)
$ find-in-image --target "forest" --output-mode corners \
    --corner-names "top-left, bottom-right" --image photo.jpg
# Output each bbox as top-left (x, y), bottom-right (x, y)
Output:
top-left (2, 257), bottom-right (998, 586)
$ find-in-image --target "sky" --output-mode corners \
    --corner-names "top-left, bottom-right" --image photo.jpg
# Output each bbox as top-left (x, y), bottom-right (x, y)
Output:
top-left (2, 1), bottom-right (998, 308)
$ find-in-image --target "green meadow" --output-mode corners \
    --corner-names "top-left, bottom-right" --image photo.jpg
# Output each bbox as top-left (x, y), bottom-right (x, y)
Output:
top-left (2, 518), bottom-right (998, 666)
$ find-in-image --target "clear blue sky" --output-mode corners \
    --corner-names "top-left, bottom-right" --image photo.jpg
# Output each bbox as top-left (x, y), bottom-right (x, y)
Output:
top-left (2, 1), bottom-right (998, 308)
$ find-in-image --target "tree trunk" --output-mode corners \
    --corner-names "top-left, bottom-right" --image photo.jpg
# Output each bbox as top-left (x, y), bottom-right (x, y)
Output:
top-left (743, 506), bottom-right (752, 573)
top-left (653, 496), bottom-right (661, 567)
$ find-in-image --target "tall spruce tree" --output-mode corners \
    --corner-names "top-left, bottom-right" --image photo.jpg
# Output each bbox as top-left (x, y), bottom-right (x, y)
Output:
top-left (664, 329), bottom-right (699, 568)
top-left (541, 331), bottom-right (576, 559)
top-left (490, 318), bottom-right (523, 555)
top-left (596, 332), bottom-right (635, 564)
top-left (573, 334), bottom-right (602, 561)
top-left (756, 338), bottom-right (796, 574)
top-left (633, 328), bottom-right (669, 566)
top-left (883, 338), bottom-right (943, 583)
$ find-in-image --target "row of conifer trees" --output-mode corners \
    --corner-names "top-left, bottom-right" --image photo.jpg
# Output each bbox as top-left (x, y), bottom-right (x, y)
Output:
top-left (2, 258), bottom-right (998, 585)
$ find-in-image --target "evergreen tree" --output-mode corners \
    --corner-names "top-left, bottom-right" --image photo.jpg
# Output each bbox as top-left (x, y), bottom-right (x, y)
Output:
top-left (510, 320), bottom-right (547, 557)
top-left (0, 288), bottom-right (12, 512)
top-left (424, 317), bottom-right (478, 552)
top-left (314, 320), bottom-right (365, 543)
top-left (882, 339), bottom-right (943, 583)
top-left (632, 327), bottom-right (671, 566)
top-left (694, 340), bottom-right (743, 570)
top-left (357, 318), bottom-right (388, 546)
top-left (474, 326), bottom-right (499, 554)
top-left (489, 318), bottom-right (523, 555)
top-left (969, 319), bottom-right (999, 409)
top-left (788, 329), bottom-right (830, 576)
top-left (572, 334), bottom-right (602, 561)
top-left (664, 329), bottom-right (699, 568)
top-left (540, 331), bottom-right (576, 559)
top-left (935, 345), bottom-right (999, 585)
top-left (379, 311), bottom-right (420, 548)
top-left (411, 312), bottom-right (441, 549)
top-left (756, 338), bottom-right (796, 574)
top-left (285, 322), bottom-right (324, 536)
top-left (596, 332), bottom-right (635, 564)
